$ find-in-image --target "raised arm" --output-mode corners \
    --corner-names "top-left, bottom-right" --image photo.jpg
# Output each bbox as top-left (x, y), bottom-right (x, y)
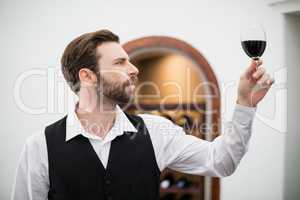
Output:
top-left (142, 60), bottom-right (274, 177)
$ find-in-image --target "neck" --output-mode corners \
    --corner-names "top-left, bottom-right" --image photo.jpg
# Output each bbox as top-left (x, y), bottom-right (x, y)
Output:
top-left (76, 88), bottom-right (117, 139)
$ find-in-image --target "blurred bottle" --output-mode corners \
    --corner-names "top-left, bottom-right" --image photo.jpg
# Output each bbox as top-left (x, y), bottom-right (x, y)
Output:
top-left (176, 177), bottom-right (191, 189)
top-left (160, 174), bottom-right (175, 189)
top-left (177, 114), bottom-right (193, 133)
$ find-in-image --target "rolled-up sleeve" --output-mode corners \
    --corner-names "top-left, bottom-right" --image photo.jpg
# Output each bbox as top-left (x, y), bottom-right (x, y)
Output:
top-left (141, 103), bottom-right (256, 177)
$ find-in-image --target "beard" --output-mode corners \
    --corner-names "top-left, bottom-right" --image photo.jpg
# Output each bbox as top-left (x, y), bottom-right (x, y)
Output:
top-left (96, 74), bottom-right (137, 104)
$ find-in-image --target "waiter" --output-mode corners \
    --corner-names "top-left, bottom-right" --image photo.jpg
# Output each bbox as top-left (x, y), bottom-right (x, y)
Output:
top-left (12, 29), bottom-right (274, 200)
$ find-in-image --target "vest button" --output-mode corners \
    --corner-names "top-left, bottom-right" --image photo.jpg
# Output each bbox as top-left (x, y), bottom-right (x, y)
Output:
top-left (105, 179), bottom-right (111, 185)
top-left (107, 195), bottom-right (112, 200)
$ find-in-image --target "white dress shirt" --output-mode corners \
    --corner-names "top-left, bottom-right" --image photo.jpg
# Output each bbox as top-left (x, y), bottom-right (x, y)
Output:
top-left (11, 103), bottom-right (256, 200)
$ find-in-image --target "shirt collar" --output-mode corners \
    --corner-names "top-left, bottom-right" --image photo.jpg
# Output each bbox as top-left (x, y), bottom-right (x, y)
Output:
top-left (65, 101), bottom-right (137, 142)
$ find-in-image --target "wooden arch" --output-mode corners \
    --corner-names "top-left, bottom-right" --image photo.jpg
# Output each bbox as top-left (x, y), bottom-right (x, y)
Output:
top-left (123, 36), bottom-right (220, 200)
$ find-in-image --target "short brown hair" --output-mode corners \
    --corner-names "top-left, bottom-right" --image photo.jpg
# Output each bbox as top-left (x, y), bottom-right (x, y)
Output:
top-left (61, 29), bottom-right (119, 93)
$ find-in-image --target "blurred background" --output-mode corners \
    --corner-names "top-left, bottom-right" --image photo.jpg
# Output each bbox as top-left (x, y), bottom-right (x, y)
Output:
top-left (0, 0), bottom-right (299, 199)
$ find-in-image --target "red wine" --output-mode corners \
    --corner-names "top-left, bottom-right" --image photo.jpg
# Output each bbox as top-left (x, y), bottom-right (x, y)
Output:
top-left (241, 40), bottom-right (266, 59)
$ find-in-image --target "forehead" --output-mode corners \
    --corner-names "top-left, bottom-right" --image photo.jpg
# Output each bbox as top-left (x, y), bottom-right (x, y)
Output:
top-left (96, 42), bottom-right (129, 62)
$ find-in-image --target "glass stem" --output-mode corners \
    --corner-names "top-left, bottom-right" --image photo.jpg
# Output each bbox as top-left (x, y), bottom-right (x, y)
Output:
top-left (252, 57), bottom-right (260, 70)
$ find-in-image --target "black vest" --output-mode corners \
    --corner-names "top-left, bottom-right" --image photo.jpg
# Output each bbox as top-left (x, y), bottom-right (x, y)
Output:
top-left (45, 113), bottom-right (161, 200)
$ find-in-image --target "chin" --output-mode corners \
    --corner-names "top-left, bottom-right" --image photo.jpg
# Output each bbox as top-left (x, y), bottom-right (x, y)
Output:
top-left (113, 85), bottom-right (135, 104)
top-left (125, 85), bottom-right (135, 94)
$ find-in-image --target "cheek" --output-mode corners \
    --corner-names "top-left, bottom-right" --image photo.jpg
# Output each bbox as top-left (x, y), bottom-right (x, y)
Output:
top-left (101, 71), bottom-right (128, 85)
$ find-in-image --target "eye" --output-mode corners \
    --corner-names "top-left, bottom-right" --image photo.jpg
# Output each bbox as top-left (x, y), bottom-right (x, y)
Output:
top-left (115, 60), bottom-right (124, 65)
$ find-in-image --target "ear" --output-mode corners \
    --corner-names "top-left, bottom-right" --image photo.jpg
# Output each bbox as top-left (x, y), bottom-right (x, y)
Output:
top-left (78, 68), bottom-right (98, 88)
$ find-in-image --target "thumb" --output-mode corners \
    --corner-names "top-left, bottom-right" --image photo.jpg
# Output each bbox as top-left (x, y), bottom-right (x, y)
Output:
top-left (244, 60), bottom-right (262, 78)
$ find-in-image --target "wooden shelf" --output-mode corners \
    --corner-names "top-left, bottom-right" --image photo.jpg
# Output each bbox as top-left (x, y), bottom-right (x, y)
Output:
top-left (160, 187), bottom-right (201, 194)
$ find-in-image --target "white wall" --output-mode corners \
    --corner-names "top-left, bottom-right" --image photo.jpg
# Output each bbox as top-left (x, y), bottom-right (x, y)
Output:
top-left (0, 0), bottom-right (287, 199)
top-left (284, 13), bottom-right (300, 200)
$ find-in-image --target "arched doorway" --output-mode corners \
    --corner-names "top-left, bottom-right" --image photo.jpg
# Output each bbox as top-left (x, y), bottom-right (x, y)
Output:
top-left (122, 36), bottom-right (220, 200)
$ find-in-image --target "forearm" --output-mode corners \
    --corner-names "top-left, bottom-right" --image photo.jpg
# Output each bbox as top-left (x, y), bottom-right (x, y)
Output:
top-left (209, 103), bottom-right (256, 177)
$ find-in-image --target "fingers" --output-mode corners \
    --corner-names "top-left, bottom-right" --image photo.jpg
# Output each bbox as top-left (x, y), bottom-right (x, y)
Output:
top-left (267, 78), bottom-right (275, 85)
top-left (256, 73), bottom-right (275, 88)
top-left (247, 60), bottom-right (274, 87)
top-left (244, 59), bottom-right (263, 78)
top-left (252, 67), bottom-right (265, 80)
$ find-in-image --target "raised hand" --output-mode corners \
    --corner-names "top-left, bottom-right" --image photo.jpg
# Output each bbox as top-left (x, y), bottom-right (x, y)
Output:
top-left (237, 60), bottom-right (274, 107)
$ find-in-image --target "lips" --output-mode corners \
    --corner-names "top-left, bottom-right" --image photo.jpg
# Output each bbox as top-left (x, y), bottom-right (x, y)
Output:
top-left (126, 76), bottom-right (138, 86)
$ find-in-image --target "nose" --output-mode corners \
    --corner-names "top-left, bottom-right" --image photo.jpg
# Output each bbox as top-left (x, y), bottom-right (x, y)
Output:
top-left (128, 62), bottom-right (139, 76)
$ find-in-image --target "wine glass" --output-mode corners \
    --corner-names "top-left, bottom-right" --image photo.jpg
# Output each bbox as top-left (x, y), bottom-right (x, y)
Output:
top-left (241, 25), bottom-right (267, 61)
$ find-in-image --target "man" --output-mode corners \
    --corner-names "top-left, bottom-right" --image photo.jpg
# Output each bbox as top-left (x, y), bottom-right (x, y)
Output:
top-left (12, 29), bottom-right (274, 200)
